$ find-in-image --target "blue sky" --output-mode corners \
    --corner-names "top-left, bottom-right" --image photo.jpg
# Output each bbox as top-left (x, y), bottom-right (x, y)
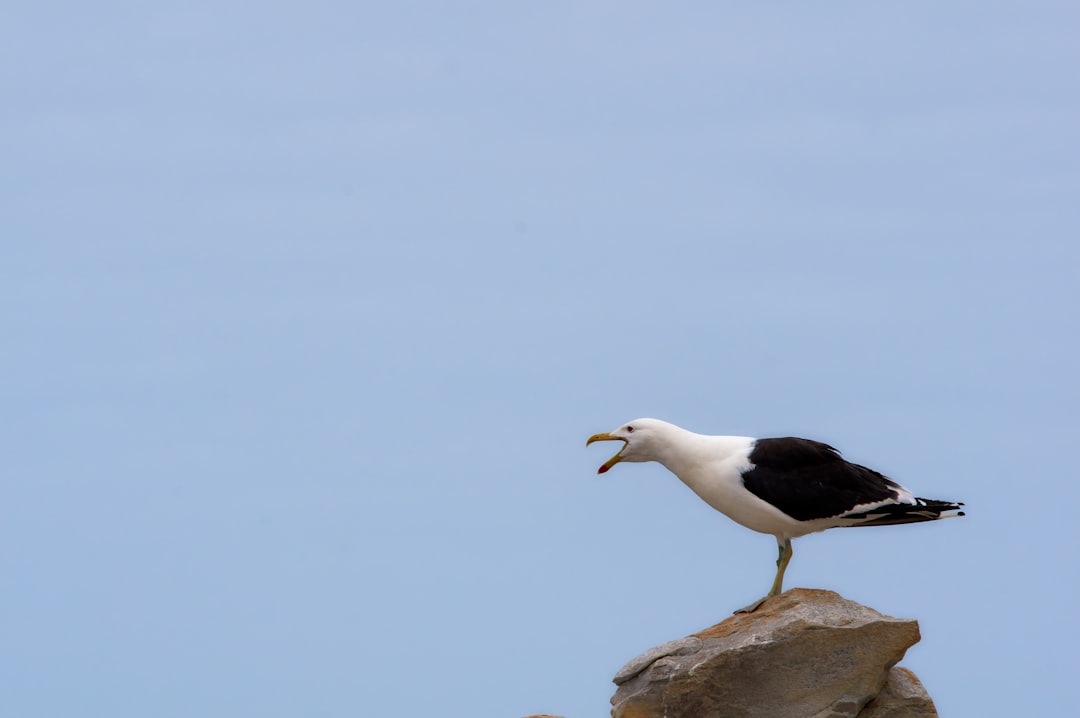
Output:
top-left (3, 2), bottom-right (1077, 716)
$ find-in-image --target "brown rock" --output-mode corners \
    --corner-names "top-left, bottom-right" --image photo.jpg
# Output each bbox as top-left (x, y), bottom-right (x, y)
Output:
top-left (858, 667), bottom-right (938, 717)
top-left (611, 589), bottom-right (925, 718)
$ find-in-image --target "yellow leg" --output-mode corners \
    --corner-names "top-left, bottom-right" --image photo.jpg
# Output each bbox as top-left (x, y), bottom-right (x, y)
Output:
top-left (734, 538), bottom-right (793, 614)
top-left (768, 538), bottom-right (793, 597)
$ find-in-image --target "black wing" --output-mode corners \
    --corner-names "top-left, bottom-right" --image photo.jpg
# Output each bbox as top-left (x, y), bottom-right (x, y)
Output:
top-left (741, 437), bottom-right (904, 522)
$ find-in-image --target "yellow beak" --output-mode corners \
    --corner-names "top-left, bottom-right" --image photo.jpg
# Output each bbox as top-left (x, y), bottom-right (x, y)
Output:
top-left (586, 432), bottom-right (628, 474)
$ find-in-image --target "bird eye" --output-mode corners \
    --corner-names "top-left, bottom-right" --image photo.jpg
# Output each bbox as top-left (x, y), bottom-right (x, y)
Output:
top-left (626, 425), bottom-right (635, 433)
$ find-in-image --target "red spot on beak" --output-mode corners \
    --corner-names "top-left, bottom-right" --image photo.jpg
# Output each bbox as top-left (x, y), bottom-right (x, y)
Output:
top-left (598, 465), bottom-right (609, 474)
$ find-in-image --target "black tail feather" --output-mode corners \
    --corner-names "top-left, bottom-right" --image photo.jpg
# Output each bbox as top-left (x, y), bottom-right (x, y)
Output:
top-left (842, 498), bottom-right (965, 527)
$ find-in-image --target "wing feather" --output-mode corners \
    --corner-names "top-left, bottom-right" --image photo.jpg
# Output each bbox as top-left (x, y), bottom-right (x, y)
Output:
top-left (741, 438), bottom-right (904, 522)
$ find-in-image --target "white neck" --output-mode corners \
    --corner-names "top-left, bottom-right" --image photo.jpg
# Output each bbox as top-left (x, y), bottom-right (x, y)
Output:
top-left (650, 425), bottom-right (754, 482)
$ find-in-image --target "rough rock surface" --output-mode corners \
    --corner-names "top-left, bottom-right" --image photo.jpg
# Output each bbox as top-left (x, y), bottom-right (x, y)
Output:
top-left (859, 668), bottom-right (938, 717)
top-left (610, 589), bottom-right (938, 718)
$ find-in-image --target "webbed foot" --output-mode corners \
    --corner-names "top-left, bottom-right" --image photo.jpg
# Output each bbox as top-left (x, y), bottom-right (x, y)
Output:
top-left (733, 596), bottom-right (768, 614)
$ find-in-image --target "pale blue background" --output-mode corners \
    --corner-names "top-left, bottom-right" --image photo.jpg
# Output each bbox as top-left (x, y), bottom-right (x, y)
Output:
top-left (3, 2), bottom-right (1077, 716)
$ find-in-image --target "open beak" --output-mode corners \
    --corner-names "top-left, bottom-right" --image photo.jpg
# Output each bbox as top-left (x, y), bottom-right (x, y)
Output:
top-left (586, 432), bottom-right (628, 474)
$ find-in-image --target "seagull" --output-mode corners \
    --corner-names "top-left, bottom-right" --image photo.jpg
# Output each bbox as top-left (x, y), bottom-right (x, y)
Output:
top-left (587, 418), bottom-right (964, 613)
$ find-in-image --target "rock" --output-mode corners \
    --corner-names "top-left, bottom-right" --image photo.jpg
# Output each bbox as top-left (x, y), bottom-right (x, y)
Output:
top-left (859, 667), bottom-right (938, 717)
top-left (611, 588), bottom-right (937, 718)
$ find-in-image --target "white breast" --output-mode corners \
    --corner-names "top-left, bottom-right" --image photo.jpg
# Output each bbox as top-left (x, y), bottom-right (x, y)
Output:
top-left (658, 435), bottom-right (813, 539)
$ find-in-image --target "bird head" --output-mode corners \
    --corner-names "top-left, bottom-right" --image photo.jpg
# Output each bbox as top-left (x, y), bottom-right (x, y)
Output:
top-left (586, 418), bottom-right (670, 474)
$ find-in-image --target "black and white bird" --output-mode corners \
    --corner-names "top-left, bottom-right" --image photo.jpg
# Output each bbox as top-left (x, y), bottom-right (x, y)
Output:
top-left (586, 418), bottom-right (964, 613)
